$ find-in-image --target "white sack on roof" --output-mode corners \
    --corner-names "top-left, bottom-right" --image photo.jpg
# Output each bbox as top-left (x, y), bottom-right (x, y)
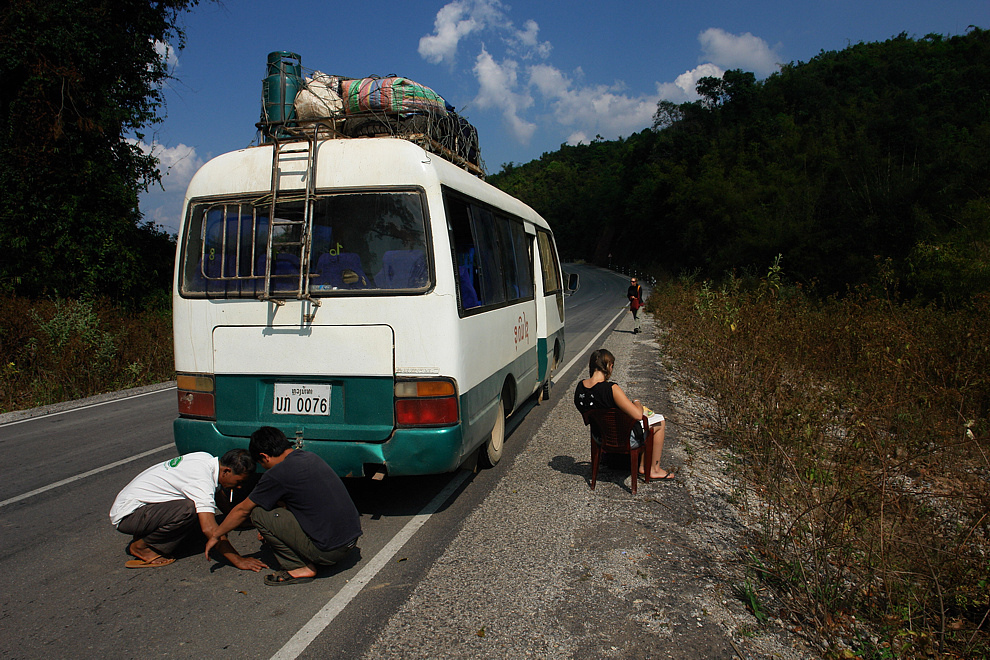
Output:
top-left (295, 72), bottom-right (344, 119)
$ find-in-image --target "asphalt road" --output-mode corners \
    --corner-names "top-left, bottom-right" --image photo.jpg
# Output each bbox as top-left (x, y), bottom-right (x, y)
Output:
top-left (0, 263), bottom-right (634, 660)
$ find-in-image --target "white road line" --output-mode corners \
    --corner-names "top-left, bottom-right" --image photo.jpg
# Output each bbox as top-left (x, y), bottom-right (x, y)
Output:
top-left (0, 386), bottom-right (177, 428)
top-left (271, 468), bottom-right (473, 660)
top-left (0, 443), bottom-right (173, 509)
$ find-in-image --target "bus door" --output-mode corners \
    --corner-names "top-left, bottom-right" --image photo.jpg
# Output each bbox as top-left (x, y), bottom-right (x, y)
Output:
top-left (535, 229), bottom-right (563, 382)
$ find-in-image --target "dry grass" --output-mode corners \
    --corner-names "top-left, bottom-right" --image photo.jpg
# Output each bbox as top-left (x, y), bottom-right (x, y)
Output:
top-left (650, 277), bottom-right (990, 659)
top-left (0, 295), bottom-right (173, 413)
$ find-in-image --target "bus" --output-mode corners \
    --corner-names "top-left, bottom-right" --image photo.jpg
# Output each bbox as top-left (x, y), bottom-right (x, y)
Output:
top-left (172, 132), bottom-right (564, 478)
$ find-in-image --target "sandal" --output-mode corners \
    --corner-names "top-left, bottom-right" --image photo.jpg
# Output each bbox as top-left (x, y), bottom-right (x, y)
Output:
top-left (125, 556), bottom-right (175, 568)
top-left (264, 570), bottom-right (314, 586)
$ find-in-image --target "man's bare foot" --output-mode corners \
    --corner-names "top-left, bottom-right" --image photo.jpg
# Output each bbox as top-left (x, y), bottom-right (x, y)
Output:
top-left (286, 564), bottom-right (317, 579)
top-left (128, 539), bottom-right (163, 563)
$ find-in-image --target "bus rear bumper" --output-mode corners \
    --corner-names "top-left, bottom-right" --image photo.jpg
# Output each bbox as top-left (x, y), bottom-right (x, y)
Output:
top-left (173, 418), bottom-right (466, 477)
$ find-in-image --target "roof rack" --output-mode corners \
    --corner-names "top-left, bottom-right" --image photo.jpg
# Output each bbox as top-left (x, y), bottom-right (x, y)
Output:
top-left (256, 113), bottom-right (486, 179)
top-left (257, 53), bottom-right (485, 178)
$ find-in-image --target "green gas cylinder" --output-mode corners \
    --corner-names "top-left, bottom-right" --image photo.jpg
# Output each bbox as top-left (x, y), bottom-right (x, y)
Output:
top-left (263, 51), bottom-right (302, 124)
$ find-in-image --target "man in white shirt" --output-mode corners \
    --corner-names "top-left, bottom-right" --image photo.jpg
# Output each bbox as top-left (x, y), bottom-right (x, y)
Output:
top-left (109, 449), bottom-right (268, 570)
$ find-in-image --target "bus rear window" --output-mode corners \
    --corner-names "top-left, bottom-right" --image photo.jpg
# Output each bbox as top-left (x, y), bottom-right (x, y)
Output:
top-left (179, 191), bottom-right (431, 297)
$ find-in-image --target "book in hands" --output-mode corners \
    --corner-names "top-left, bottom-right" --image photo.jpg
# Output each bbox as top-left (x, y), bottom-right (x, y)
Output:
top-left (643, 406), bottom-right (664, 426)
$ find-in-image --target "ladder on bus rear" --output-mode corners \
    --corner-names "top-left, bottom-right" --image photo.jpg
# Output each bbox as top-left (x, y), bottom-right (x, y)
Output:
top-left (260, 127), bottom-right (321, 311)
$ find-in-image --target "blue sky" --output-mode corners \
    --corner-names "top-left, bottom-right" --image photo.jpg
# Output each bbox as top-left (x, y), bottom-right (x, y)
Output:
top-left (139, 0), bottom-right (988, 235)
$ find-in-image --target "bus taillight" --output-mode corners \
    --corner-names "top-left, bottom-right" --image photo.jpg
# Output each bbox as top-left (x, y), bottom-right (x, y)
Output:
top-left (177, 373), bottom-right (216, 420)
top-left (394, 379), bottom-right (459, 426)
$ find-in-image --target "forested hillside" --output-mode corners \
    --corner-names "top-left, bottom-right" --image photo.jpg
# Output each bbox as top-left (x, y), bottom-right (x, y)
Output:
top-left (491, 28), bottom-right (990, 304)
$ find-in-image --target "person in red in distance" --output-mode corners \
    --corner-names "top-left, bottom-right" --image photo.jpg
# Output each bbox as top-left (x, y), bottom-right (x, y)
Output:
top-left (627, 277), bottom-right (644, 334)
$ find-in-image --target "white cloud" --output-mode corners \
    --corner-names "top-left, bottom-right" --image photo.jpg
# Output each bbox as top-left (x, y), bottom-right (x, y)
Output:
top-left (419, 1), bottom-right (484, 64)
top-left (154, 40), bottom-right (179, 69)
top-left (653, 65), bottom-right (725, 108)
top-left (566, 131), bottom-right (589, 146)
top-left (528, 63), bottom-right (662, 138)
top-left (698, 28), bottom-right (781, 77)
top-left (131, 139), bottom-right (205, 234)
top-left (419, 0), bottom-right (550, 64)
top-left (508, 18), bottom-right (552, 59)
top-left (130, 139), bottom-right (204, 187)
top-left (421, 8), bottom-right (776, 149)
top-left (672, 63), bottom-right (725, 96)
top-left (156, 143), bottom-right (204, 184)
top-left (528, 62), bottom-right (567, 94)
top-left (516, 19), bottom-right (540, 48)
top-left (472, 49), bottom-right (536, 143)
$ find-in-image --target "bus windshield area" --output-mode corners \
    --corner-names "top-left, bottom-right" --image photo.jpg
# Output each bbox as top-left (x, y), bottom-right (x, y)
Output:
top-left (180, 191), bottom-right (431, 298)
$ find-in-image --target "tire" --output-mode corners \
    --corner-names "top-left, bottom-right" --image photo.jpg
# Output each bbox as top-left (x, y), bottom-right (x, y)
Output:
top-left (342, 117), bottom-right (393, 137)
top-left (540, 347), bottom-right (558, 402)
top-left (479, 398), bottom-right (505, 468)
top-left (401, 113), bottom-right (455, 148)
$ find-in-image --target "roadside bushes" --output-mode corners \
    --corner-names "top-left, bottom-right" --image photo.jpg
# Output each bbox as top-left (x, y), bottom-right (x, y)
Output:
top-left (651, 272), bottom-right (990, 658)
top-left (0, 295), bottom-right (173, 413)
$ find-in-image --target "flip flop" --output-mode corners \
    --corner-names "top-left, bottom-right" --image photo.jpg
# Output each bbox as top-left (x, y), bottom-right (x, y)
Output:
top-left (125, 556), bottom-right (175, 569)
top-left (641, 470), bottom-right (676, 481)
top-left (264, 570), bottom-right (314, 586)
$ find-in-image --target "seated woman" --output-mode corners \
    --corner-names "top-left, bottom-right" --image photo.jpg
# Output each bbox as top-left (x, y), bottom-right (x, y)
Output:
top-left (573, 348), bottom-right (674, 480)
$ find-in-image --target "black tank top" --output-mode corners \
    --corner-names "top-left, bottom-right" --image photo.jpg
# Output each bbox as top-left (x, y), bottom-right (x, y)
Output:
top-left (573, 380), bottom-right (617, 412)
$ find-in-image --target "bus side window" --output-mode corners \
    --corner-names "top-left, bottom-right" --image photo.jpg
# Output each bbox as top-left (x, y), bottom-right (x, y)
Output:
top-left (498, 215), bottom-right (533, 301)
top-left (470, 206), bottom-right (507, 306)
top-left (446, 194), bottom-right (482, 310)
top-left (537, 230), bottom-right (561, 294)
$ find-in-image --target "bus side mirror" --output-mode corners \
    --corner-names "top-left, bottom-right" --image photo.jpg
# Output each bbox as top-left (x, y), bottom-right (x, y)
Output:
top-left (566, 272), bottom-right (579, 293)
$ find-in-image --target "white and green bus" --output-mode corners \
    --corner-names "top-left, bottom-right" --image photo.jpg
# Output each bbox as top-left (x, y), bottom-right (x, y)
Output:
top-left (172, 133), bottom-right (564, 478)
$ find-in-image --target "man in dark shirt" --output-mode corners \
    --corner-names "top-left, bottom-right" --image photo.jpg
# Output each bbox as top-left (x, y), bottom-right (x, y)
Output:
top-left (205, 426), bottom-right (362, 586)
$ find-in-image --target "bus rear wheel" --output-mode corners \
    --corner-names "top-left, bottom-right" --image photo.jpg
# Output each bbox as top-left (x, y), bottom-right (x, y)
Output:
top-left (479, 399), bottom-right (505, 468)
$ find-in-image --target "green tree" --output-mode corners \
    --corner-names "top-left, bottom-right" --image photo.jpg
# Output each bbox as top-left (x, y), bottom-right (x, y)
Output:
top-left (0, 0), bottom-right (203, 301)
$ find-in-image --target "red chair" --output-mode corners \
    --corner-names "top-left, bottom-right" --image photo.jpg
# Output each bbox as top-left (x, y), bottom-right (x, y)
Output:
top-left (581, 409), bottom-right (652, 495)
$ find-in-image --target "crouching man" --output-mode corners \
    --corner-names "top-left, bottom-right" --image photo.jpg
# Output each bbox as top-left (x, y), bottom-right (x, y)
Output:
top-left (205, 426), bottom-right (362, 586)
top-left (109, 449), bottom-right (268, 571)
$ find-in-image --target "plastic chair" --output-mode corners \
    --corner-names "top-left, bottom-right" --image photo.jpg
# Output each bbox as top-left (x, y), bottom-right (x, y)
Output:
top-left (581, 409), bottom-right (652, 495)
top-left (374, 249), bottom-right (427, 289)
top-left (458, 264), bottom-right (481, 308)
top-left (311, 252), bottom-right (369, 289)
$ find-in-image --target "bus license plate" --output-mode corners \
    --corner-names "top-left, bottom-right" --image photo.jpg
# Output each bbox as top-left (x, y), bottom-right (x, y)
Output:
top-left (273, 383), bottom-right (331, 416)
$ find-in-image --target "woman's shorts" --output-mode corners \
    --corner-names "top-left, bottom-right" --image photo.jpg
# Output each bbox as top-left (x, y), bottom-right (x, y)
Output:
top-left (629, 414), bottom-right (664, 449)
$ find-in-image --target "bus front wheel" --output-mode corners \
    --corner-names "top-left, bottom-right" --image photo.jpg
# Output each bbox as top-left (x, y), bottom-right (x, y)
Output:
top-left (479, 399), bottom-right (505, 468)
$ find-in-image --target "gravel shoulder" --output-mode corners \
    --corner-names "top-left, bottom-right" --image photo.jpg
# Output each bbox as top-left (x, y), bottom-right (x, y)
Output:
top-left (361, 311), bottom-right (818, 659)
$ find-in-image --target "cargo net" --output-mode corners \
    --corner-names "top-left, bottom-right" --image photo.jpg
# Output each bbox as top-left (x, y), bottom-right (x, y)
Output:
top-left (259, 70), bottom-right (485, 178)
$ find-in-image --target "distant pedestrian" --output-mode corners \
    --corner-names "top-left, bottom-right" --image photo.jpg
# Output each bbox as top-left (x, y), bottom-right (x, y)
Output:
top-left (627, 277), bottom-right (644, 334)
top-left (205, 426), bottom-right (362, 586)
top-left (109, 450), bottom-right (268, 570)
